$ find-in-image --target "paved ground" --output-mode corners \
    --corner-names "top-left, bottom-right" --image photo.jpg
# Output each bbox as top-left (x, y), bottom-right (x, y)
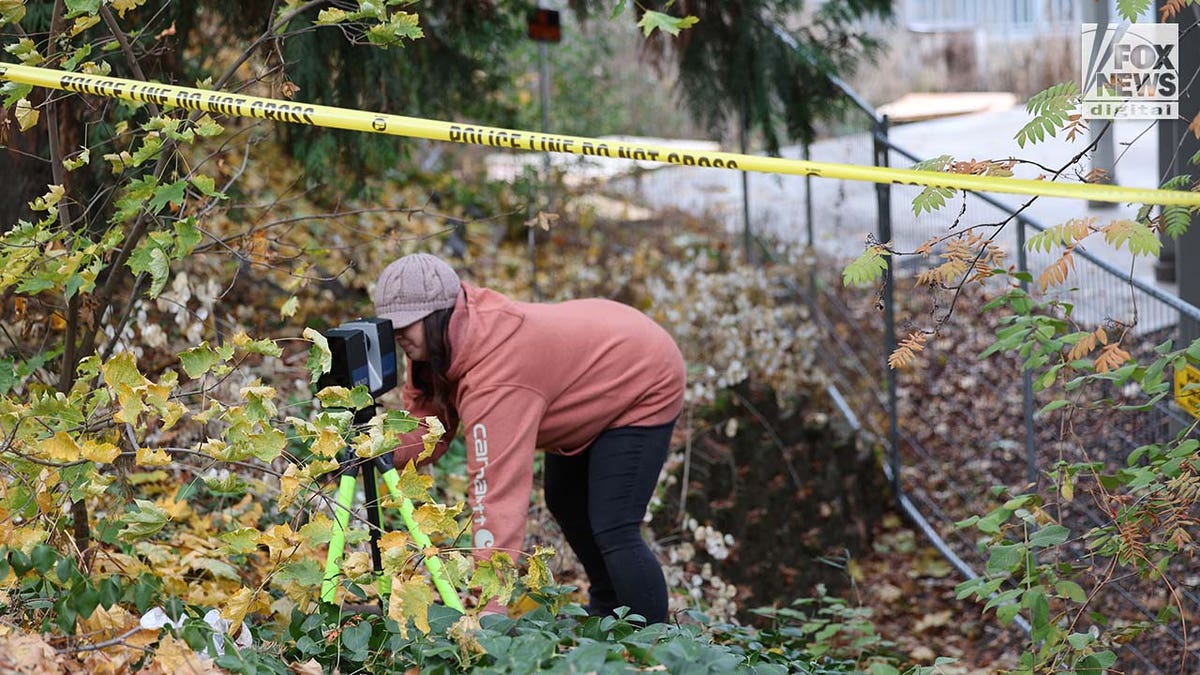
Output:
top-left (596, 105), bottom-right (1179, 330)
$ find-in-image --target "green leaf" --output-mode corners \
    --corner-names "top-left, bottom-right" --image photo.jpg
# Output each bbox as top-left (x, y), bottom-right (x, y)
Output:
top-left (2, 81), bottom-right (33, 109)
top-left (119, 500), bottom-right (169, 543)
top-left (1028, 524), bottom-right (1070, 547)
top-left (189, 174), bottom-right (225, 199)
top-left (1026, 588), bottom-right (1052, 640)
top-left (188, 557), bottom-right (240, 580)
top-left (193, 115), bottom-right (224, 138)
top-left (637, 10), bottom-right (699, 37)
top-left (316, 385), bottom-right (373, 410)
top-left (470, 553), bottom-right (517, 606)
top-left (976, 507), bottom-right (1012, 534)
top-left (996, 603), bottom-right (1021, 624)
top-left (246, 427), bottom-right (287, 462)
top-left (5, 38), bottom-right (43, 66)
top-left (112, 176), bottom-right (157, 223)
top-left (912, 185), bottom-right (956, 215)
top-left (842, 246), bottom-right (889, 287)
top-left (384, 410), bottom-right (420, 435)
top-left (275, 559), bottom-right (324, 587)
top-left (1102, 219), bottom-right (1161, 257)
top-left (304, 327), bottom-right (332, 383)
top-left (219, 527), bottom-right (260, 555)
top-left (129, 133), bottom-right (163, 167)
top-left (179, 343), bottom-right (222, 379)
top-left (912, 154), bottom-right (952, 172)
top-left (366, 11), bottom-right (423, 47)
top-left (340, 620), bottom-right (371, 658)
top-left (148, 179), bottom-right (187, 213)
top-left (64, 0), bottom-right (102, 18)
top-left (1056, 580), bottom-right (1088, 604)
top-left (173, 217), bottom-right (202, 256)
top-left (985, 543), bottom-right (1024, 576)
top-left (1036, 399), bottom-right (1069, 417)
top-left (1116, 0), bottom-right (1151, 22)
top-left (127, 243), bottom-right (170, 297)
top-left (1015, 82), bottom-right (1079, 148)
top-left (0, 357), bottom-right (15, 395)
top-left (63, 146), bottom-right (91, 172)
top-left (1162, 206), bottom-right (1191, 238)
top-left (397, 462), bottom-right (434, 500)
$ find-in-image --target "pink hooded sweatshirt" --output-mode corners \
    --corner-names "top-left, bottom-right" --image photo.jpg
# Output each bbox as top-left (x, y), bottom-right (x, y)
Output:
top-left (393, 282), bottom-right (685, 562)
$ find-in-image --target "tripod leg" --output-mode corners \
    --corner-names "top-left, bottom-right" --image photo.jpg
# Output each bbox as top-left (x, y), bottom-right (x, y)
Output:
top-left (321, 472), bottom-right (359, 604)
top-left (380, 467), bottom-right (465, 612)
top-left (360, 458), bottom-right (390, 600)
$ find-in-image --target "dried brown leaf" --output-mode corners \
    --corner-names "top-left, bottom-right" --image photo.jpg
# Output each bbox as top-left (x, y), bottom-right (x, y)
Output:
top-left (888, 331), bottom-right (928, 369)
top-left (1094, 342), bottom-right (1131, 373)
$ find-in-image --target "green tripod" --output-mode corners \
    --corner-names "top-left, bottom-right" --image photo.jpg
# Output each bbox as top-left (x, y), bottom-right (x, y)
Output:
top-left (320, 408), bottom-right (463, 612)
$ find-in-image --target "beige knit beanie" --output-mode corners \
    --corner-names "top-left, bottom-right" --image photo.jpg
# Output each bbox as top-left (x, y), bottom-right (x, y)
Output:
top-left (373, 253), bottom-right (461, 329)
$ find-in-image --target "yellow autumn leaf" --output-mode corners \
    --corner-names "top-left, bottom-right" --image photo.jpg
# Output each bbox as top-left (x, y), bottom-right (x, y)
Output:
top-left (156, 497), bottom-right (191, 521)
top-left (2, 525), bottom-right (49, 553)
top-left (29, 184), bottom-right (64, 211)
top-left (111, 0), bottom-right (147, 18)
top-left (14, 98), bottom-right (38, 131)
top-left (102, 352), bottom-right (149, 389)
top-left (113, 382), bottom-right (145, 425)
top-left (161, 401), bottom-right (185, 429)
top-left (38, 432), bottom-right (81, 463)
top-left (342, 551), bottom-right (372, 582)
top-left (419, 415), bottom-right (444, 461)
top-left (135, 446), bottom-right (171, 467)
top-left (80, 439), bottom-right (121, 464)
top-left (149, 634), bottom-right (213, 672)
top-left (277, 463), bottom-right (302, 510)
top-left (281, 296), bottom-right (299, 318)
top-left (380, 530), bottom-right (411, 576)
top-left (82, 604), bottom-right (137, 638)
top-left (69, 14), bottom-right (100, 36)
top-left (310, 427), bottom-right (343, 458)
top-left (257, 523), bottom-right (298, 559)
top-left (388, 575), bottom-right (433, 639)
top-left (397, 462), bottom-right (433, 500)
top-left (387, 577), bottom-right (411, 639)
top-left (301, 458), bottom-right (339, 480)
top-left (412, 502), bottom-right (463, 537)
top-left (297, 513), bottom-right (335, 546)
top-left (222, 587), bottom-right (255, 632)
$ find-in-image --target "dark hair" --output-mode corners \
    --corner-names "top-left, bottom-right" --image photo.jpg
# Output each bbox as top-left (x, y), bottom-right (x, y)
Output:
top-left (409, 307), bottom-right (455, 417)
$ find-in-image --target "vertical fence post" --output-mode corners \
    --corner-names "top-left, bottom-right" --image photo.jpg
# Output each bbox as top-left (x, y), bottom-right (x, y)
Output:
top-left (740, 96), bottom-right (754, 264)
top-left (873, 114), bottom-right (901, 504)
top-left (804, 142), bottom-right (815, 291)
top-left (530, 40), bottom-right (551, 301)
top-left (1016, 216), bottom-right (1038, 488)
top-left (804, 143), bottom-right (814, 250)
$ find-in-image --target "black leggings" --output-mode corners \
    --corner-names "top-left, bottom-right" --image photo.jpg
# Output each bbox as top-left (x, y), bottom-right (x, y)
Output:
top-left (543, 420), bottom-right (674, 624)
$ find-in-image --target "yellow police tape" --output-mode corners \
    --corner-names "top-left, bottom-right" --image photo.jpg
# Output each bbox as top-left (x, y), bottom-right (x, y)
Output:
top-left (2, 62), bottom-right (1198, 207)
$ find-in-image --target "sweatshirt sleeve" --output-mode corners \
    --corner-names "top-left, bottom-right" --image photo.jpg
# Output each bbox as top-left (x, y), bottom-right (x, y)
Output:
top-left (391, 368), bottom-right (459, 470)
top-left (458, 385), bottom-right (547, 563)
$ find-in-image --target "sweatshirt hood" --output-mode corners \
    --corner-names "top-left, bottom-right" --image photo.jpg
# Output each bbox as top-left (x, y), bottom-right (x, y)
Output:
top-left (445, 283), bottom-right (524, 381)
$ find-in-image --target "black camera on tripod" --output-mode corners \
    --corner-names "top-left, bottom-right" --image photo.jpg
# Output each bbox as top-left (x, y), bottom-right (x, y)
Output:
top-left (316, 318), bottom-right (398, 398)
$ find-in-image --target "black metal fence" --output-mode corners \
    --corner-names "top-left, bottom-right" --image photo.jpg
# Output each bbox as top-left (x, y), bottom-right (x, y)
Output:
top-left (800, 84), bottom-right (1200, 672)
